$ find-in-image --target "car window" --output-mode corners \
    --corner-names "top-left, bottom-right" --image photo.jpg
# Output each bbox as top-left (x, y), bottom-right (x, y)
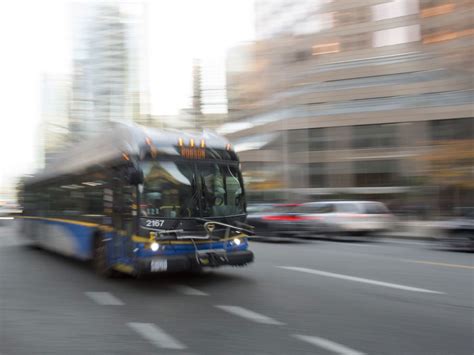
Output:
top-left (362, 202), bottom-right (389, 214)
top-left (336, 203), bottom-right (361, 213)
top-left (298, 203), bottom-right (334, 213)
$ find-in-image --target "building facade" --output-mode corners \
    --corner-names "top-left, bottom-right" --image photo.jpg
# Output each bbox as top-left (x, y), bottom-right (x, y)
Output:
top-left (39, 74), bottom-right (71, 168)
top-left (69, 1), bottom-right (148, 140)
top-left (223, 0), bottom-right (473, 211)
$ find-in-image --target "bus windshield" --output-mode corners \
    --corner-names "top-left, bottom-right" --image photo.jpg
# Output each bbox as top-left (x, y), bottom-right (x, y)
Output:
top-left (140, 160), bottom-right (245, 218)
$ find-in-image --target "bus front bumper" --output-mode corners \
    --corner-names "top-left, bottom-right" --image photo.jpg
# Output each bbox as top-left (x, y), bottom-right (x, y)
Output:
top-left (136, 250), bottom-right (254, 273)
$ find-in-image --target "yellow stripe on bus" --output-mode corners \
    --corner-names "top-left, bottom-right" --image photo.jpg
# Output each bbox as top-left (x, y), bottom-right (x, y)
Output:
top-left (18, 216), bottom-right (99, 227)
top-left (20, 216), bottom-right (249, 244)
top-left (132, 235), bottom-right (151, 243)
top-left (113, 263), bottom-right (135, 274)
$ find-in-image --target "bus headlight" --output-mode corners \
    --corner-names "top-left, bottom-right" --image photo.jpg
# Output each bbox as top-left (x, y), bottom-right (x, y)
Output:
top-left (150, 242), bottom-right (160, 251)
top-left (233, 238), bottom-right (241, 246)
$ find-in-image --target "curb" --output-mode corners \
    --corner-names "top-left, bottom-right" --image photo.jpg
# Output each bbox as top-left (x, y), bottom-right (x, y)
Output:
top-left (379, 234), bottom-right (436, 241)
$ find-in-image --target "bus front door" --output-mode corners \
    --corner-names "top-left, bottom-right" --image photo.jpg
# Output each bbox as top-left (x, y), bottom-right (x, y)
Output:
top-left (112, 180), bottom-right (136, 264)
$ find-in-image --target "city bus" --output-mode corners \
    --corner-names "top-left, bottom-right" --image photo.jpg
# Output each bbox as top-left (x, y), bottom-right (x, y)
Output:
top-left (19, 124), bottom-right (254, 277)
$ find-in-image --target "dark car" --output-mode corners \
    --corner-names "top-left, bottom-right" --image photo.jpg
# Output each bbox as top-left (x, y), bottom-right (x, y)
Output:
top-left (246, 203), bottom-right (308, 240)
top-left (439, 208), bottom-right (474, 250)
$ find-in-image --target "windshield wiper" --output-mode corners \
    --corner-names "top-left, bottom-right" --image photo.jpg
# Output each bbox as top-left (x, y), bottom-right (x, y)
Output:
top-left (190, 173), bottom-right (201, 209)
top-left (191, 217), bottom-right (255, 236)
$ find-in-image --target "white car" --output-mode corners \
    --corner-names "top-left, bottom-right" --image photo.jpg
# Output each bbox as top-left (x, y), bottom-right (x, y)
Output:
top-left (298, 201), bottom-right (396, 238)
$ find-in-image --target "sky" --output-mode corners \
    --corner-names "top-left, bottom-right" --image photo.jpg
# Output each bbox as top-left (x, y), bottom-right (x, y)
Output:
top-left (0, 0), bottom-right (255, 199)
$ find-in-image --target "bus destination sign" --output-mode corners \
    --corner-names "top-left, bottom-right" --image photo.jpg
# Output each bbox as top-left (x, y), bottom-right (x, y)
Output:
top-left (180, 146), bottom-right (206, 159)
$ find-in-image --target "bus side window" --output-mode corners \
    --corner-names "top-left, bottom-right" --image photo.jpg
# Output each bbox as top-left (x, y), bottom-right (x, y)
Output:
top-left (48, 179), bottom-right (84, 217)
top-left (81, 173), bottom-right (106, 216)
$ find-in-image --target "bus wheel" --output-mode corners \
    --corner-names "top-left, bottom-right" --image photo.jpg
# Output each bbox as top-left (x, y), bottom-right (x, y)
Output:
top-left (93, 233), bottom-right (116, 278)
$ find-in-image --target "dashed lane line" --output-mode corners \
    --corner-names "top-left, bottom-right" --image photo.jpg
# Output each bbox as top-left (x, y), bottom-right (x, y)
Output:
top-left (293, 334), bottom-right (366, 355)
top-left (215, 305), bottom-right (285, 325)
top-left (401, 259), bottom-right (474, 270)
top-left (84, 292), bottom-right (124, 306)
top-left (172, 285), bottom-right (208, 296)
top-left (384, 240), bottom-right (428, 246)
top-left (127, 322), bottom-right (187, 350)
top-left (278, 266), bottom-right (445, 294)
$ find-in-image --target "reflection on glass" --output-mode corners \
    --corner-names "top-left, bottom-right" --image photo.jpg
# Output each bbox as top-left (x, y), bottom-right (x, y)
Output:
top-left (141, 161), bottom-right (244, 218)
top-left (141, 161), bottom-right (197, 218)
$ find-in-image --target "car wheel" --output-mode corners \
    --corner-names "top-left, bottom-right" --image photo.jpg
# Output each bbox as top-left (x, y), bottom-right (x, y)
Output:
top-left (448, 231), bottom-right (474, 250)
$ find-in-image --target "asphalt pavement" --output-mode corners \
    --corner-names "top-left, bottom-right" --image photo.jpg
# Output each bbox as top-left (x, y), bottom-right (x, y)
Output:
top-left (1, 219), bottom-right (473, 355)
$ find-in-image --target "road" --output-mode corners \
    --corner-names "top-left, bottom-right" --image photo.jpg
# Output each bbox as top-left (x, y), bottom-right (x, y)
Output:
top-left (1, 219), bottom-right (473, 355)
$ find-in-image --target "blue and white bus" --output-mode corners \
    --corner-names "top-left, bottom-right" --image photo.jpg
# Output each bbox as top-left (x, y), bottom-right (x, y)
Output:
top-left (19, 124), bottom-right (254, 277)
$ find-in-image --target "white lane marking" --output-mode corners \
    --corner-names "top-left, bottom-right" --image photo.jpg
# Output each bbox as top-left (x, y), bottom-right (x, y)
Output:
top-left (127, 322), bottom-right (187, 350)
top-left (215, 305), bottom-right (284, 325)
top-left (84, 292), bottom-right (124, 306)
top-left (293, 334), bottom-right (365, 355)
top-left (318, 241), bottom-right (368, 248)
top-left (384, 239), bottom-right (428, 246)
top-left (401, 259), bottom-right (474, 270)
top-left (172, 285), bottom-right (208, 296)
top-left (278, 266), bottom-right (444, 294)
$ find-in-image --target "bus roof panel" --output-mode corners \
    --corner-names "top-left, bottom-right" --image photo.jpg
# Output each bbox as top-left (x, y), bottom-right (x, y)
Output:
top-left (28, 123), bottom-right (231, 184)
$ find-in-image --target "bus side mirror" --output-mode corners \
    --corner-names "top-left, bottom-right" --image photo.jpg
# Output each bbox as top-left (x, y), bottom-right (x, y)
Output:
top-left (128, 169), bottom-right (144, 185)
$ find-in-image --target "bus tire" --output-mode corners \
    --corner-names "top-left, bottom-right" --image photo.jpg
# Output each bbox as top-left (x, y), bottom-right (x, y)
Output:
top-left (92, 232), bottom-right (117, 278)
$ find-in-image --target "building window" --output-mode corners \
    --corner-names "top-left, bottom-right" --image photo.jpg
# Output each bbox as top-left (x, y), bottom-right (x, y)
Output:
top-left (373, 25), bottom-right (421, 47)
top-left (292, 50), bottom-right (312, 62)
top-left (421, 3), bottom-right (455, 17)
top-left (352, 124), bottom-right (398, 149)
top-left (289, 128), bottom-right (329, 152)
top-left (341, 33), bottom-right (371, 51)
top-left (430, 118), bottom-right (474, 141)
top-left (327, 162), bottom-right (352, 188)
top-left (312, 42), bottom-right (340, 55)
top-left (288, 129), bottom-right (308, 153)
top-left (354, 160), bottom-right (400, 187)
top-left (335, 7), bottom-right (369, 26)
top-left (422, 24), bottom-right (474, 44)
top-left (372, 0), bottom-right (419, 21)
top-left (309, 128), bottom-right (327, 151)
top-left (309, 163), bottom-right (326, 188)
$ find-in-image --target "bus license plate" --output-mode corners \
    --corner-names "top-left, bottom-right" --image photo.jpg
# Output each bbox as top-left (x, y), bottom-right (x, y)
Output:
top-left (150, 260), bottom-right (168, 272)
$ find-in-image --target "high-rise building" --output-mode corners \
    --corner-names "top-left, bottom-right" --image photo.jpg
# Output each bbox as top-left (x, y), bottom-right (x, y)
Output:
top-left (223, 0), bottom-right (473, 210)
top-left (255, 0), bottom-right (333, 39)
top-left (69, 1), bottom-right (148, 139)
top-left (191, 59), bottom-right (203, 118)
top-left (39, 73), bottom-right (71, 168)
top-left (226, 43), bottom-right (266, 120)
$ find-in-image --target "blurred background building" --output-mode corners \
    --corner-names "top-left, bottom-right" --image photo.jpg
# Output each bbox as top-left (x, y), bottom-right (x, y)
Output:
top-left (40, 1), bottom-right (226, 155)
top-left (30, 0), bottom-right (473, 215)
top-left (39, 73), bottom-right (71, 168)
top-left (68, 1), bottom-right (148, 140)
top-left (221, 0), bottom-right (473, 213)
